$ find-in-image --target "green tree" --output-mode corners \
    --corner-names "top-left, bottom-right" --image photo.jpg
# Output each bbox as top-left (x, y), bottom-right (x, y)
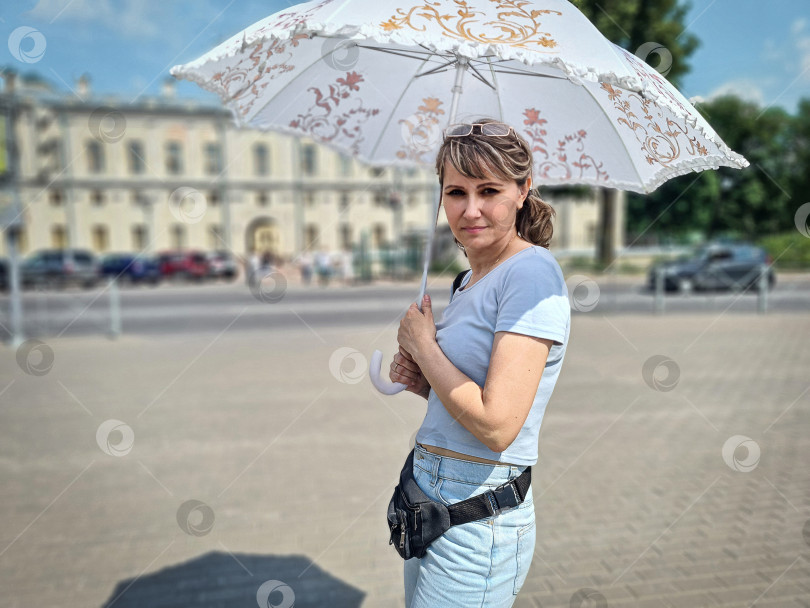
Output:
top-left (626, 95), bottom-right (795, 241)
top-left (572, 0), bottom-right (699, 87)
top-left (571, 0), bottom-right (700, 264)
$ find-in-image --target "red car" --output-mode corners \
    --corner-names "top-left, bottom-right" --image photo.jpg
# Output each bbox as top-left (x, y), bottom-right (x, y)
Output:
top-left (157, 250), bottom-right (210, 281)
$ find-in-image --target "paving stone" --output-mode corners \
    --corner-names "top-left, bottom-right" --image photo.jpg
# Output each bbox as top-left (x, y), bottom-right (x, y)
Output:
top-left (0, 302), bottom-right (808, 606)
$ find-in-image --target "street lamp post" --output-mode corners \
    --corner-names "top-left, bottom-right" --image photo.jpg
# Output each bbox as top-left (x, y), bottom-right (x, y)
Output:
top-left (1, 88), bottom-right (26, 346)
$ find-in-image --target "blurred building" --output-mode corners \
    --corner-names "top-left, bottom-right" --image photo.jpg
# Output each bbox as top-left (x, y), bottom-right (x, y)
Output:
top-left (0, 70), bottom-right (621, 260)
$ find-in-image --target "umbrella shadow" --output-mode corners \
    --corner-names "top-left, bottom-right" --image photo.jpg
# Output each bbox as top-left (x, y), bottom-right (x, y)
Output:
top-left (100, 551), bottom-right (365, 608)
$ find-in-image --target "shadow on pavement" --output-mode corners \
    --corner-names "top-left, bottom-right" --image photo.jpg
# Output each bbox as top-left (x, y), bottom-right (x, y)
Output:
top-left (100, 551), bottom-right (365, 608)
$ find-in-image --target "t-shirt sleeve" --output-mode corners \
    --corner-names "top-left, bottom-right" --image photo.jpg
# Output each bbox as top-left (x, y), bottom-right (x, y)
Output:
top-left (494, 255), bottom-right (569, 345)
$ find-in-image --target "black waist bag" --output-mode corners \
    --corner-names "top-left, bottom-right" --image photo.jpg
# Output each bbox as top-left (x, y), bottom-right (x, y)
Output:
top-left (387, 449), bottom-right (531, 560)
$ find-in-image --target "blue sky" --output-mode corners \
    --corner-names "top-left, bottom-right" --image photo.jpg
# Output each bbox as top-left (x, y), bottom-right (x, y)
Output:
top-left (1, 0), bottom-right (809, 114)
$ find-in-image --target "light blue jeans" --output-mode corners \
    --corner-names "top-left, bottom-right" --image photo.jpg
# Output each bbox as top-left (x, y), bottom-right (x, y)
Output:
top-left (404, 443), bottom-right (536, 608)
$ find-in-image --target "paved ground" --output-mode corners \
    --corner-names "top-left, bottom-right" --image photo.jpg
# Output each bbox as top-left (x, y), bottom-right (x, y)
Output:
top-left (0, 284), bottom-right (809, 607)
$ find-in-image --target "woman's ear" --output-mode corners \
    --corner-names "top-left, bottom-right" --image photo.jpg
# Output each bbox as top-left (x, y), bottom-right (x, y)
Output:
top-left (518, 178), bottom-right (531, 208)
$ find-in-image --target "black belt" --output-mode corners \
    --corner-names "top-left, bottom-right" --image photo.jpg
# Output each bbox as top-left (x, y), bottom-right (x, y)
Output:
top-left (416, 452), bottom-right (532, 525)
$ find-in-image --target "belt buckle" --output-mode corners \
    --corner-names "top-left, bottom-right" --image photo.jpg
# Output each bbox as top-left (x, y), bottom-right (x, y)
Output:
top-left (489, 480), bottom-right (520, 513)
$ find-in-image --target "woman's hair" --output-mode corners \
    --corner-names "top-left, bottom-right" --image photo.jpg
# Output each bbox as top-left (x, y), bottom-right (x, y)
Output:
top-left (435, 117), bottom-right (555, 252)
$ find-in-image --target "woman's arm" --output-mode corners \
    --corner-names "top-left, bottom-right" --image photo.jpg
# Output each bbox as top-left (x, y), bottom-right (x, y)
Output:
top-left (414, 331), bottom-right (552, 452)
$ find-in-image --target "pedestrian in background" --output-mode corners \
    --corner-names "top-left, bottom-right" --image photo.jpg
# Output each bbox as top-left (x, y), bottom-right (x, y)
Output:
top-left (298, 252), bottom-right (313, 285)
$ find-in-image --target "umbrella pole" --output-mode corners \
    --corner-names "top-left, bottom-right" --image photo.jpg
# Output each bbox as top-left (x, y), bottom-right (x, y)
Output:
top-left (414, 56), bottom-right (467, 310)
top-left (369, 56), bottom-right (468, 395)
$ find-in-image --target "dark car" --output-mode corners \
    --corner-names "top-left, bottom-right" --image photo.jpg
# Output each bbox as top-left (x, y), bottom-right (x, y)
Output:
top-left (100, 253), bottom-right (161, 285)
top-left (21, 249), bottom-right (100, 289)
top-left (647, 242), bottom-right (776, 293)
top-left (205, 250), bottom-right (238, 280)
top-left (157, 250), bottom-right (210, 281)
top-left (0, 258), bottom-right (7, 291)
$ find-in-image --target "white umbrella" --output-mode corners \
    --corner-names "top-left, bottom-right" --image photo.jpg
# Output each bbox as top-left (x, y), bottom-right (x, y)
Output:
top-left (171, 0), bottom-right (747, 394)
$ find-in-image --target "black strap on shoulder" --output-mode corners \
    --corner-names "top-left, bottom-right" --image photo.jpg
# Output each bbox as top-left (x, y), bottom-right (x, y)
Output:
top-left (451, 269), bottom-right (470, 295)
top-left (447, 466), bottom-right (531, 526)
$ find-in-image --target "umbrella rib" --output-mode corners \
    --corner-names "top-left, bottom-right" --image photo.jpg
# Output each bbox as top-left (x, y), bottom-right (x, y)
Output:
top-left (367, 53), bottom-right (434, 160)
top-left (466, 61), bottom-right (495, 90)
top-left (414, 59), bottom-right (458, 78)
top-left (489, 67), bottom-right (569, 80)
top-left (355, 44), bottom-right (443, 62)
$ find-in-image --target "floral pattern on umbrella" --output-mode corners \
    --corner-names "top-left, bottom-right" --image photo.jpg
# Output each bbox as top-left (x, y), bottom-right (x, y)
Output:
top-left (522, 108), bottom-right (609, 182)
top-left (214, 35), bottom-right (308, 115)
top-left (397, 97), bottom-right (446, 163)
top-left (619, 47), bottom-right (690, 117)
top-left (601, 83), bottom-right (708, 167)
top-left (290, 72), bottom-right (381, 154)
top-left (224, 0), bottom-right (337, 55)
top-left (381, 0), bottom-right (562, 50)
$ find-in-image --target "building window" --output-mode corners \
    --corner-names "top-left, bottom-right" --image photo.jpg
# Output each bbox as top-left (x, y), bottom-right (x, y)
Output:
top-left (91, 190), bottom-right (105, 207)
top-left (132, 224), bottom-right (147, 250)
top-left (208, 190), bottom-right (219, 206)
top-left (254, 143), bottom-right (270, 176)
top-left (586, 221), bottom-right (596, 246)
top-left (303, 192), bottom-right (315, 208)
top-left (166, 141), bottom-right (183, 175)
top-left (49, 190), bottom-right (63, 207)
top-left (92, 225), bottom-right (109, 252)
top-left (17, 229), bottom-right (29, 255)
top-left (128, 140), bottom-right (146, 174)
top-left (51, 225), bottom-right (67, 248)
top-left (408, 193), bottom-right (418, 207)
top-left (373, 192), bottom-right (386, 207)
top-left (373, 223), bottom-right (386, 248)
top-left (171, 224), bottom-right (186, 249)
top-left (48, 139), bottom-right (64, 171)
top-left (132, 191), bottom-right (146, 207)
top-left (339, 154), bottom-right (352, 177)
top-left (339, 224), bottom-right (352, 250)
top-left (301, 143), bottom-right (317, 176)
top-left (339, 193), bottom-right (350, 212)
top-left (86, 140), bottom-right (105, 173)
top-left (204, 142), bottom-right (222, 175)
top-left (305, 224), bottom-right (319, 250)
top-left (369, 166), bottom-right (385, 178)
top-left (256, 191), bottom-right (269, 207)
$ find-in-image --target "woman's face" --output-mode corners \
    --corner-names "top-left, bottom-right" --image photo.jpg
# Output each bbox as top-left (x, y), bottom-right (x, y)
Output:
top-left (441, 161), bottom-right (530, 255)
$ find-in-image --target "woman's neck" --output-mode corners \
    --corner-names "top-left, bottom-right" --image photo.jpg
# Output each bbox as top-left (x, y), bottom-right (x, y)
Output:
top-left (467, 231), bottom-right (526, 277)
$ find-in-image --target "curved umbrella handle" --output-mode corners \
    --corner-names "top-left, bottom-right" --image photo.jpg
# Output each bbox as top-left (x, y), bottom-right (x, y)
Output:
top-left (370, 180), bottom-right (440, 397)
top-left (369, 349), bottom-right (408, 395)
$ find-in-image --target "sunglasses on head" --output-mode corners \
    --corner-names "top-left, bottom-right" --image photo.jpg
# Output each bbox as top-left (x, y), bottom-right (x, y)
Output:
top-left (444, 122), bottom-right (515, 138)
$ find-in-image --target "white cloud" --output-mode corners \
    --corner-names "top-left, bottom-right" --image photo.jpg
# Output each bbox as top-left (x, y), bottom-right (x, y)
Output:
top-left (783, 17), bottom-right (810, 83)
top-left (26, 0), bottom-right (160, 39)
top-left (706, 79), bottom-right (766, 105)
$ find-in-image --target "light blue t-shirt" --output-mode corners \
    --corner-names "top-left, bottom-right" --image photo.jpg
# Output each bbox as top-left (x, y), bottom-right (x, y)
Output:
top-left (415, 245), bottom-right (570, 466)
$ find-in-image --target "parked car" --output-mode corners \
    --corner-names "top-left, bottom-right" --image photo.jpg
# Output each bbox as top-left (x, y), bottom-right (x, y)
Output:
top-left (21, 249), bottom-right (100, 289)
top-left (157, 250), bottom-right (210, 281)
top-left (646, 242), bottom-right (776, 293)
top-left (205, 250), bottom-right (238, 280)
top-left (100, 253), bottom-right (161, 285)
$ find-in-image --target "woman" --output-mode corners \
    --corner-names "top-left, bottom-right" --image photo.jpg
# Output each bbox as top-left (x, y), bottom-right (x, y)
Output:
top-left (390, 119), bottom-right (571, 607)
